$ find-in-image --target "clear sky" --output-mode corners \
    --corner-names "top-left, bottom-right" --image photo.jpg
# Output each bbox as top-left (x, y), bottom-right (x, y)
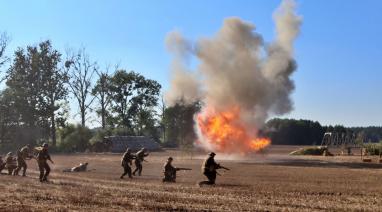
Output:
top-left (0, 0), bottom-right (381, 127)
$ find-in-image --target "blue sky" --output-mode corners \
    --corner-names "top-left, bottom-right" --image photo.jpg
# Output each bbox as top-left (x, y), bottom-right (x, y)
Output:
top-left (0, 0), bottom-right (381, 127)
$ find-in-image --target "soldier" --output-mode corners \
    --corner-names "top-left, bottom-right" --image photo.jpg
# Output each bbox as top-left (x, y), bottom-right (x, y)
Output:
top-left (13, 144), bottom-right (33, 176)
top-left (36, 143), bottom-right (54, 182)
top-left (120, 148), bottom-right (135, 179)
top-left (200, 152), bottom-right (229, 185)
top-left (4, 152), bottom-right (17, 175)
top-left (162, 157), bottom-right (191, 183)
top-left (71, 162), bottom-right (88, 172)
top-left (0, 156), bottom-right (5, 173)
top-left (62, 162), bottom-right (89, 172)
top-left (132, 148), bottom-right (149, 176)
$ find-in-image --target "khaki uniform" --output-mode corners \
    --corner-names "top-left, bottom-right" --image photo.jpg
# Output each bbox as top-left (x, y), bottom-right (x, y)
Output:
top-left (162, 161), bottom-right (177, 182)
top-left (202, 156), bottom-right (220, 185)
top-left (0, 157), bottom-right (5, 173)
top-left (121, 151), bottom-right (135, 179)
top-left (71, 163), bottom-right (88, 172)
top-left (13, 146), bottom-right (31, 176)
top-left (37, 149), bottom-right (51, 182)
top-left (5, 155), bottom-right (17, 175)
top-left (132, 150), bottom-right (149, 176)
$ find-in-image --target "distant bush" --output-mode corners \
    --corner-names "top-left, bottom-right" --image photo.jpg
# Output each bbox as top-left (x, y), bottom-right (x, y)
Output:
top-left (363, 142), bottom-right (382, 156)
top-left (289, 146), bottom-right (329, 156)
top-left (57, 125), bottom-right (93, 152)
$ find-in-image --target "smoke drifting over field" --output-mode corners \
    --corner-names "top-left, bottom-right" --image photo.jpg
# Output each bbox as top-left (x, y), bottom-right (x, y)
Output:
top-left (165, 0), bottom-right (302, 153)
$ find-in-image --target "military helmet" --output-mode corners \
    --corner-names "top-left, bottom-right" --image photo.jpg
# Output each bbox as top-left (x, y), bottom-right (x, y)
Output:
top-left (167, 157), bottom-right (173, 161)
top-left (42, 143), bottom-right (49, 148)
top-left (209, 152), bottom-right (216, 156)
top-left (7, 152), bottom-right (12, 156)
top-left (126, 148), bottom-right (130, 152)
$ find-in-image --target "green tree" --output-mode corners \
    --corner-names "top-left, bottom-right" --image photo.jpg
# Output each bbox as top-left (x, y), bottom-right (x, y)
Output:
top-left (162, 102), bottom-right (201, 147)
top-left (109, 70), bottom-right (161, 136)
top-left (92, 66), bottom-right (112, 129)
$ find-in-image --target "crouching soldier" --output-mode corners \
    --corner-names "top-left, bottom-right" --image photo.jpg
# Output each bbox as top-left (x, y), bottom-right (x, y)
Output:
top-left (4, 152), bottom-right (17, 175)
top-left (36, 143), bottom-right (54, 182)
top-left (162, 157), bottom-right (191, 183)
top-left (120, 148), bottom-right (135, 179)
top-left (199, 152), bottom-right (229, 185)
top-left (13, 144), bottom-right (33, 176)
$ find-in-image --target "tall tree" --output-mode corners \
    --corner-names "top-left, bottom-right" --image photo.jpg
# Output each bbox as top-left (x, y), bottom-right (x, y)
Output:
top-left (92, 65), bottom-right (113, 129)
top-left (38, 41), bottom-right (68, 146)
top-left (109, 70), bottom-right (161, 135)
top-left (6, 40), bottom-right (68, 146)
top-left (65, 48), bottom-right (96, 127)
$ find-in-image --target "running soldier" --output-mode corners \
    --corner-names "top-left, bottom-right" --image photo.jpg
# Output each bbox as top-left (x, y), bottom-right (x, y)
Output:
top-left (132, 148), bottom-right (149, 176)
top-left (4, 152), bottom-right (17, 175)
top-left (199, 152), bottom-right (229, 185)
top-left (120, 148), bottom-right (135, 179)
top-left (162, 157), bottom-right (191, 183)
top-left (13, 144), bottom-right (33, 176)
top-left (36, 143), bottom-right (54, 182)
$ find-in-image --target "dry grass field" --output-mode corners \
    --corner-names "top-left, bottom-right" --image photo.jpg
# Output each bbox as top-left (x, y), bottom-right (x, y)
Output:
top-left (1, 146), bottom-right (382, 211)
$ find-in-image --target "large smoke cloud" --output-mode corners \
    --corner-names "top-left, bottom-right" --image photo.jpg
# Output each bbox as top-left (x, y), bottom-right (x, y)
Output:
top-left (165, 0), bottom-right (302, 151)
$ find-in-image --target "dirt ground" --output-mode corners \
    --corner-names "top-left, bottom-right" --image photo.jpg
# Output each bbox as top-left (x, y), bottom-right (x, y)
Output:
top-left (1, 145), bottom-right (382, 211)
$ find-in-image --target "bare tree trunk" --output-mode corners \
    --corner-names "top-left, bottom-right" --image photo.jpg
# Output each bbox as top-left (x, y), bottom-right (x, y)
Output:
top-left (101, 101), bottom-right (106, 129)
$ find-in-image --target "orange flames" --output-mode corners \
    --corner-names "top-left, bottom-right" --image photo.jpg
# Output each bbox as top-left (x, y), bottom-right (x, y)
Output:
top-left (196, 107), bottom-right (271, 154)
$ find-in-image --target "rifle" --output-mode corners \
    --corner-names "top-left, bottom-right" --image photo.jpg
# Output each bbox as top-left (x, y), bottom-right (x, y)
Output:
top-left (175, 168), bottom-right (192, 171)
top-left (218, 165), bottom-right (230, 171)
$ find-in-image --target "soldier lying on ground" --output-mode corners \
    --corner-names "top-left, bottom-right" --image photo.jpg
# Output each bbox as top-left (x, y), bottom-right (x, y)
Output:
top-left (199, 152), bottom-right (229, 186)
top-left (62, 162), bottom-right (89, 172)
top-left (162, 157), bottom-right (191, 183)
top-left (13, 144), bottom-right (33, 176)
top-left (36, 143), bottom-right (54, 182)
top-left (133, 148), bottom-right (149, 176)
top-left (120, 148), bottom-right (136, 179)
top-left (4, 152), bottom-right (17, 175)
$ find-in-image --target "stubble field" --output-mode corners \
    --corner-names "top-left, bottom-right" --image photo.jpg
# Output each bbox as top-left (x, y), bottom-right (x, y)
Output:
top-left (1, 146), bottom-right (382, 211)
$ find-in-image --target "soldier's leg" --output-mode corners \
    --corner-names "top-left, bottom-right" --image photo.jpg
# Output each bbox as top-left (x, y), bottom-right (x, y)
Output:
top-left (8, 168), bottom-right (13, 175)
top-left (22, 162), bottom-right (27, 176)
top-left (126, 165), bottom-right (132, 178)
top-left (43, 163), bottom-right (51, 181)
top-left (121, 165), bottom-right (128, 178)
top-left (138, 163), bottom-right (142, 176)
top-left (207, 172), bottom-right (216, 184)
top-left (13, 166), bottom-right (20, 176)
top-left (133, 161), bottom-right (140, 175)
top-left (38, 163), bottom-right (44, 181)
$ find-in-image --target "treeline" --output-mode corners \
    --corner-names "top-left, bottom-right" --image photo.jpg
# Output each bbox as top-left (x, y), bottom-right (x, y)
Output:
top-left (265, 118), bottom-right (382, 145)
top-left (0, 36), bottom-right (173, 152)
top-left (0, 34), bottom-right (380, 152)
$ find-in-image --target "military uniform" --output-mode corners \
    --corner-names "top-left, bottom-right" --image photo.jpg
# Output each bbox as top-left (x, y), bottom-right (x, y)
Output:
top-left (37, 144), bottom-right (53, 182)
top-left (163, 158), bottom-right (177, 182)
top-left (132, 148), bottom-right (149, 176)
top-left (71, 163), bottom-right (88, 172)
top-left (0, 156), bottom-right (5, 173)
top-left (202, 152), bottom-right (220, 185)
top-left (4, 153), bottom-right (17, 175)
top-left (13, 145), bottom-right (31, 176)
top-left (120, 149), bottom-right (135, 179)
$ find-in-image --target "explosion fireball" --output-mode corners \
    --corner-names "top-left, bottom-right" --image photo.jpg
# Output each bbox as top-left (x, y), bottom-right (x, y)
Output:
top-left (165, 0), bottom-right (301, 154)
top-left (197, 107), bottom-right (271, 154)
